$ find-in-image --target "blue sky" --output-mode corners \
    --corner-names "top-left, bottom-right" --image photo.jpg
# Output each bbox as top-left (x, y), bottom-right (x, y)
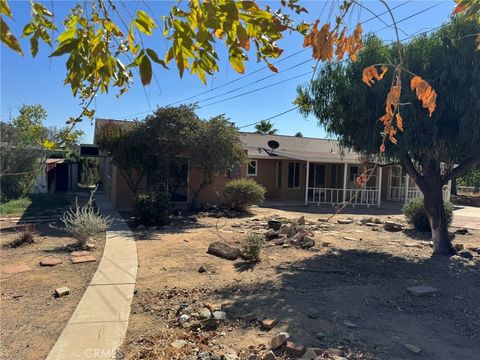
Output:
top-left (1, 1), bottom-right (454, 143)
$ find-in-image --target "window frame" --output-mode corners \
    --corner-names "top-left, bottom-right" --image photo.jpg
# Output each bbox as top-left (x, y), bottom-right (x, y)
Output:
top-left (247, 159), bottom-right (258, 176)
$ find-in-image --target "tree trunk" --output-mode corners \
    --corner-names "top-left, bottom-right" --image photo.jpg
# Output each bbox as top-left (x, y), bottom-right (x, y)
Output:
top-left (451, 177), bottom-right (457, 196)
top-left (422, 180), bottom-right (454, 255)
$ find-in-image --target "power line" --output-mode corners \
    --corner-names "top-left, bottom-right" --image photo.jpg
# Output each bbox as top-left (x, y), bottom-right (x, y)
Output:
top-left (163, 0), bottom-right (414, 108)
top-left (116, 1), bottom-right (442, 120)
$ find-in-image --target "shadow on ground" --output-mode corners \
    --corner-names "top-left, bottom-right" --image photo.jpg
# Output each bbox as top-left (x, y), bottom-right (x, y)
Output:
top-left (216, 249), bottom-right (480, 360)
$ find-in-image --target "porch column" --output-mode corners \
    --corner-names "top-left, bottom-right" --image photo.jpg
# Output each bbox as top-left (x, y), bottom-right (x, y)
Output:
top-left (377, 166), bottom-right (382, 208)
top-left (404, 173), bottom-right (410, 204)
top-left (304, 161), bottom-right (310, 205)
top-left (342, 163), bottom-right (348, 203)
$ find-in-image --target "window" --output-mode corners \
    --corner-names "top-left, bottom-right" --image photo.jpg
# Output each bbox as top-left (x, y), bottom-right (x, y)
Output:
top-left (288, 162), bottom-right (300, 188)
top-left (308, 163), bottom-right (325, 188)
top-left (349, 166), bottom-right (359, 182)
top-left (247, 160), bottom-right (257, 176)
top-left (276, 161), bottom-right (282, 188)
top-left (330, 164), bottom-right (338, 187)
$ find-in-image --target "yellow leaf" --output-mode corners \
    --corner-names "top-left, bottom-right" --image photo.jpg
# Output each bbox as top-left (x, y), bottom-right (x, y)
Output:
top-left (229, 56), bottom-right (244, 74)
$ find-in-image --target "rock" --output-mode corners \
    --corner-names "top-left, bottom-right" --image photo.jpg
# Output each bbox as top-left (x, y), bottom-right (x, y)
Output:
top-left (171, 339), bottom-right (188, 349)
top-left (404, 343), bottom-right (422, 354)
top-left (213, 311), bottom-right (227, 320)
top-left (40, 258), bottom-right (63, 267)
top-left (453, 243), bottom-right (464, 252)
top-left (224, 354), bottom-right (239, 360)
top-left (365, 222), bottom-right (378, 227)
top-left (343, 236), bottom-right (356, 241)
top-left (337, 219), bottom-right (353, 224)
top-left (70, 250), bottom-right (90, 257)
top-left (55, 287), bottom-right (70, 298)
top-left (179, 314), bottom-right (190, 325)
top-left (307, 310), bottom-right (319, 319)
top-left (324, 348), bottom-right (343, 357)
top-left (262, 351), bottom-right (276, 360)
top-left (204, 302), bottom-right (222, 312)
top-left (384, 221), bottom-right (403, 232)
top-left (343, 320), bottom-right (357, 328)
top-left (298, 216), bottom-right (306, 225)
top-left (285, 341), bottom-right (305, 356)
top-left (371, 226), bottom-right (380, 231)
top-left (272, 238), bottom-right (285, 246)
top-left (407, 285), bottom-right (439, 297)
top-left (458, 250), bottom-right (473, 259)
top-left (265, 228), bottom-right (277, 239)
top-left (270, 332), bottom-right (289, 349)
top-left (198, 265), bottom-right (208, 273)
top-left (198, 307), bottom-right (212, 319)
top-left (281, 243), bottom-right (291, 248)
top-left (454, 228), bottom-right (469, 235)
top-left (207, 242), bottom-right (240, 260)
top-left (261, 318), bottom-right (278, 330)
top-left (71, 255), bottom-right (96, 264)
top-left (3, 264), bottom-right (32, 274)
top-left (136, 224), bottom-right (146, 230)
top-left (298, 236), bottom-right (315, 249)
top-left (315, 332), bottom-right (325, 340)
top-left (476, 248), bottom-right (480, 255)
top-left (300, 348), bottom-right (320, 360)
top-left (404, 242), bottom-right (422, 248)
top-left (268, 220), bottom-right (282, 231)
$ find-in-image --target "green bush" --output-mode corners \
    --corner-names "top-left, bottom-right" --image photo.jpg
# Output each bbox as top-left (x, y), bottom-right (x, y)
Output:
top-left (133, 192), bottom-right (171, 226)
top-left (402, 197), bottom-right (454, 232)
top-left (224, 178), bottom-right (266, 210)
top-left (243, 233), bottom-right (264, 262)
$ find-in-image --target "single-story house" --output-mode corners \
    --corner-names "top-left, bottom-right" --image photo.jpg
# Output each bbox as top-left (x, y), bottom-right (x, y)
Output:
top-left (93, 119), bottom-right (450, 210)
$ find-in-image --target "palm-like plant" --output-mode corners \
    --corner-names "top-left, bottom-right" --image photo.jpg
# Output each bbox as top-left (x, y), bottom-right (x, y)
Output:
top-left (254, 120), bottom-right (278, 135)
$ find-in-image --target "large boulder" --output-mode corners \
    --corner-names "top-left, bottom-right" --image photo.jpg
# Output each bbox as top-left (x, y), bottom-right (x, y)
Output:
top-left (207, 242), bottom-right (240, 260)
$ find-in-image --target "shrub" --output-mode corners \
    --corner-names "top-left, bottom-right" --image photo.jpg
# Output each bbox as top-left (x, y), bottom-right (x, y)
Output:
top-left (224, 178), bottom-right (266, 210)
top-left (133, 192), bottom-right (171, 226)
top-left (402, 197), bottom-right (454, 232)
top-left (5, 224), bottom-right (36, 248)
top-left (243, 233), bottom-right (264, 262)
top-left (61, 190), bottom-right (111, 248)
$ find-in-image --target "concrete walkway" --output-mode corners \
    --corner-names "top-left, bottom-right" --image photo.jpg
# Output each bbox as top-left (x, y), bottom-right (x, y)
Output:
top-left (46, 193), bottom-right (137, 360)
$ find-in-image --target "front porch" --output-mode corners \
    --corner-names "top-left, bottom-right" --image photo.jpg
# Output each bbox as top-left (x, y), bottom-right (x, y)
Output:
top-left (305, 162), bottom-right (383, 208)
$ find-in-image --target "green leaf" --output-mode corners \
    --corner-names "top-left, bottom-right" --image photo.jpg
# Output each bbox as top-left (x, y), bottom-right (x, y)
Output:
top-left (33, 2), bottom-right (53, 17)
top-left (0, 0), bottom-right (13, 18)
top-left (134, 10), bottom-right (157, 35)
top-left (139, 54), bottom-right (152, 86)
top-left (57, 26), bottom-right (76, 43)
top-left (30, 36), bottom-right (38, 57)
top-left (22, 22), bottom-right (35, 36)
top-left (49, 39), bottom-right (78, 57)
top-left (146, 48), bottom-right (168, 69)
top-left (1, 17), bottom-right (23, 55)
top-left (229, 56), bottom-right (245, 74)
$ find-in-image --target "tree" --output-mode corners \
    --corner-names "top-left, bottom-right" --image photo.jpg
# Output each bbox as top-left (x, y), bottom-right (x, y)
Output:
top-left (297, 19), bottom-right (480, 255)
top-left (96, 120), bottom-right (151, 196)
top-left (255, 120), bottom-right (278, 135)
top-left (295, 132), bottom-right (303, 137)
top-left (186, 115), bottom-right (246, 208)
top-left (0, 104), bottom-right (83, 200)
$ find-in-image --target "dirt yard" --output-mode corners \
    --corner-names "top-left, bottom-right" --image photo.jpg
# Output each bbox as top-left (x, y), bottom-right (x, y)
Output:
top-left (121, 207), bottom-right (480, 360)
top-left (0, 222), bottom-right (105, 360)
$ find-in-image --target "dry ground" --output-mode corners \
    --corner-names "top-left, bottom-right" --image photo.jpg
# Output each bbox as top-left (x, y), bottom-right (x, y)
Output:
top-left (121, 207), bottom-right (480, 360)
top-left (0, 222), bottom-right (105, 360)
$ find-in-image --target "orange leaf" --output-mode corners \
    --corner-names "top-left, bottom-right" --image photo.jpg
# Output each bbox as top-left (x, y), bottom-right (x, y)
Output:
top-left (385, 85), bottom-right (401, 115)
top-left (268, 63), bottom-right (279, 73)
top-left (362, 65), bottom-right (388, 86)
top-left (395, 113), bottom-right (404, 132)
top-left (411, 75), bottom-right (437, 116)
top-left (380, 143), bottom-right (385, 153)
top-left (453, 4), bottom-right (466, 14)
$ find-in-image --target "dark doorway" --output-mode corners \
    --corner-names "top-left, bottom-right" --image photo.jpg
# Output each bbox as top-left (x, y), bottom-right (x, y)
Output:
top-left (55, 163), bottom-right (69, 192)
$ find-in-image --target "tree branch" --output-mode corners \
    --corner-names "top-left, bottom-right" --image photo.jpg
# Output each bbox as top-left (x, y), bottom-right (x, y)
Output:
top-left (400, 152), bottom-right (424, 187)
top-left (443, 157), bottom-right (480, 183)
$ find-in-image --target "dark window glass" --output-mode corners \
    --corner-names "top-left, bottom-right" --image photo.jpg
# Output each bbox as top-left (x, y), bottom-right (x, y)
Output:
top-left (288, 162), bottom-right (300, 188)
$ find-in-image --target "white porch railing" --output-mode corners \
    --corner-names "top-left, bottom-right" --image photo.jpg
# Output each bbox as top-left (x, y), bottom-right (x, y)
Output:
top-left (389, 186), bottom-right (405, 201)
top-left (389, 185), bottom-right (450, 203)
top-left (308, 188), bottom-right (344, 205)
top-left (307, 187), bottom-right (379, 207)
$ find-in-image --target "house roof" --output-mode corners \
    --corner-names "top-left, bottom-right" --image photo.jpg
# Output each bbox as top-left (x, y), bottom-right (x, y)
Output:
top-left (92, 118), bottom-right (361, 164)
top-left (239, 132), bottom-right (361, 163)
